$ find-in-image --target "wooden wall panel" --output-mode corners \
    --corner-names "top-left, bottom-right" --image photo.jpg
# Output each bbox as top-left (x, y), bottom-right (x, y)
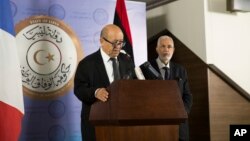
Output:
top-left (208, 70), bottom-right (250, 141)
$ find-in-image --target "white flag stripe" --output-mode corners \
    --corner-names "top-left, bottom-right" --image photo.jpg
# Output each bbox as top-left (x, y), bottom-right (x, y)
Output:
top-left (0, 29), bottom-right (24, 114)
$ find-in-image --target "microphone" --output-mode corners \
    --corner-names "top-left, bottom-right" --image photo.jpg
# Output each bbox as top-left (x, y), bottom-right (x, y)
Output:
top-left (119, 49), bottom-right (133, 79)
top-left (139, 61), bottom-right (163, 80)
top-left (120, 49), bottom-right (131, 57)
top-left (120, 49), bottom-right (132, 61)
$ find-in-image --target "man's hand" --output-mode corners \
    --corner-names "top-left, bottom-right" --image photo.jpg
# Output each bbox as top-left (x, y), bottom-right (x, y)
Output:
top-left (95, 88), bottom-right (109, 102)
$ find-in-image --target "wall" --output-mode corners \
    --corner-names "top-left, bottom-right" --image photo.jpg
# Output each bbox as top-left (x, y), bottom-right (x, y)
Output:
top-left (147, 0), bottom-right (207, 62)
top-left (205, 0), bottom-right (250, 94)
top-left (147, 0), bottom-right (250, 94)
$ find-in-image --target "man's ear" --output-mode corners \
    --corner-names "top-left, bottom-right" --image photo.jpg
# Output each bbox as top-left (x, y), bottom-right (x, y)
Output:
top-left (100, 38), bottom-right (104, 45)
top-left (155, 46), bottom-right (159, 54)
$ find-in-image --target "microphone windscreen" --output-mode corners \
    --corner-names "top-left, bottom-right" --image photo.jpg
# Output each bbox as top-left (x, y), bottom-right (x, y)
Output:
top-left (139, 61), bottom-right (163, 80)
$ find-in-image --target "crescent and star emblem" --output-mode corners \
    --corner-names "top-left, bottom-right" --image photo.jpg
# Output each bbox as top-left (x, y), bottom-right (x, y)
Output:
top-left (33, 49), bottom-right (55, 65)
top-left (15, 16), bottom-right (83, 98)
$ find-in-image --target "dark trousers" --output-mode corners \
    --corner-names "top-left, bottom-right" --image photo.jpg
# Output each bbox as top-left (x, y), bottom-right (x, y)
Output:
top-left (81, 120), bottom-right (96, 141)
top-left (179, 121), bottom-right (189, 141)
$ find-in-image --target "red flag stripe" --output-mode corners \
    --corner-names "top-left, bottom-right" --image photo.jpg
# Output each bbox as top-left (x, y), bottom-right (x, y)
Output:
top-left (0, 101), bottom-right (23, 141)
top-left (115, 0), bottom-right (133, 46)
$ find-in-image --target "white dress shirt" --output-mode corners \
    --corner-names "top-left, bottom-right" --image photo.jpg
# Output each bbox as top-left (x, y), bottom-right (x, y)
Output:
top-left (100, 48), bottom-right (117, 83)
top-left (156, 57), bottom-right (170, 79)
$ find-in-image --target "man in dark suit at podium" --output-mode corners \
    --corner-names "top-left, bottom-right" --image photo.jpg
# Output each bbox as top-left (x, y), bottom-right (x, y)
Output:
top-left (149, 35), bottom-right (193, 141)
top-left (74, 24), bottom-right (135, 141)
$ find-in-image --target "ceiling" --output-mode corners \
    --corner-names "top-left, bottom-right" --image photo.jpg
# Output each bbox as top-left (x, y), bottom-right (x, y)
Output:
top-left (129, 0), bottom-right (178, 10)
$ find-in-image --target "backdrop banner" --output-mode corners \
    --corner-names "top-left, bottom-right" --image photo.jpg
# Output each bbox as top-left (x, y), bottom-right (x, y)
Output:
top-left (11, 0), bottom-right (146, 140)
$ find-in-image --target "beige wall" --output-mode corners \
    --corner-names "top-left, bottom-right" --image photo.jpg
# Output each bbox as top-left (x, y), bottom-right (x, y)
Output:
top-left (147, 0), bottom-right (206, 62)
top-left (205, 0), bottom-right (250, 94)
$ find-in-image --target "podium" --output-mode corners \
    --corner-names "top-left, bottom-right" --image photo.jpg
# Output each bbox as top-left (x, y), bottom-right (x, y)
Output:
top-left (89, 80), bottom-right (187, 141)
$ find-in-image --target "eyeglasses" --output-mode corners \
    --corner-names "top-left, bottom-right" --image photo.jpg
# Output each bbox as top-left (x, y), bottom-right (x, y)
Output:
top-left (102, 37), bottom-right (126, 48)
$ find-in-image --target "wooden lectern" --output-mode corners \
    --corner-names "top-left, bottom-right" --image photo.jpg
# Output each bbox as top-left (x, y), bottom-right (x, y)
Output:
top-left (89, 80), bottom-right (187, 141)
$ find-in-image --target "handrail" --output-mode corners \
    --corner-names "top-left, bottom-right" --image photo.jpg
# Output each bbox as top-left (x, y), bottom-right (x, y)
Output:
top-left (208, 64), bottom-right (250, 101)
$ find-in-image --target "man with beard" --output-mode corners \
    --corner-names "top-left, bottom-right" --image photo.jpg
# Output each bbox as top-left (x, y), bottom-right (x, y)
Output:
top-left (149, 35), bottom-right (193, 141)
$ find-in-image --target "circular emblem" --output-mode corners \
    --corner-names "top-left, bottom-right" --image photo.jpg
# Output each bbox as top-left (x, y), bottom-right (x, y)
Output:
top-left (93, 8), bottom-right (109, 25)
top-left (48, 4), bottom-right (66, 20)
top-left (48, 100), bottom-right (65, 119)
top-left (15, 16), bottom-right (83, 99)
top-left (48, 125), bottom-right (65, 140)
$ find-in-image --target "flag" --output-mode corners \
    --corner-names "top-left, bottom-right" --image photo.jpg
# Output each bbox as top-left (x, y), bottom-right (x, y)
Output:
top-left (114, 0), bottom-right (134, 60)
top-left (0, 0), bottom-right (24, 141)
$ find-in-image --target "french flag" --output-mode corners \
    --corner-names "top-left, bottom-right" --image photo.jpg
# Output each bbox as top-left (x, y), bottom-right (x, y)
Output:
top-left (0, 0), bottom-right (24, 140)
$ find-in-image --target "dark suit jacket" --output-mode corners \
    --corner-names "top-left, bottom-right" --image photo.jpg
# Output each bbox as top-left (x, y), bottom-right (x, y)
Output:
top-left (150, 59), bottom-right (192, 141)
top-left (149, 59), bottom-right (192, 113)
top-left (74, 49), bottom-right (135, 141)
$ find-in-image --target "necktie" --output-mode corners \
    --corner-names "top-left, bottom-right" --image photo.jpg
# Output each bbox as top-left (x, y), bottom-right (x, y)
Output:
top-left (110, 58), bottom-right (121, 80)
top-left (163, 67), bottom-right (170, 80)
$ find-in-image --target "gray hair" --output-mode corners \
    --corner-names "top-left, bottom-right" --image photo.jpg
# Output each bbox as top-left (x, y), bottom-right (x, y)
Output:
top-left (157, 35), bottom-right (174, 47)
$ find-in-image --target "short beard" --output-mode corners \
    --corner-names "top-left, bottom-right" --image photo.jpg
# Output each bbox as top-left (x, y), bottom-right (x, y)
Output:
top-left (159, 55), bottom-right (172, 64)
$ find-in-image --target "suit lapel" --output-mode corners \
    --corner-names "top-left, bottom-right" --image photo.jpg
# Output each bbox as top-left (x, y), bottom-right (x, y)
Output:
top-left (169, 62), bottom-right (176, 80)
top-left (95, 50), bottom-right (110, 85)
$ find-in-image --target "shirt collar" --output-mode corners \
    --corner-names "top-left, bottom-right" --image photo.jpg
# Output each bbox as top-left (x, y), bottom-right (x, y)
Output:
top-left (100, 48), bottom-right (117, 63)
top-left (156, 57), bottom-right (170, 69)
